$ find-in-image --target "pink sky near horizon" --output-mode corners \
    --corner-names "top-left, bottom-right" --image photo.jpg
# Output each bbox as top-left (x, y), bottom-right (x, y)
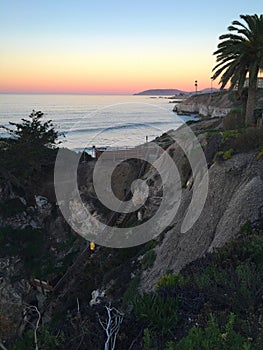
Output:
top-left (0, 47), bottom-right (218, 94)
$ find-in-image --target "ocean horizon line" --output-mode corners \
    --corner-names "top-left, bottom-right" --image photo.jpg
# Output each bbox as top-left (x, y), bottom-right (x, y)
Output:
top-left (0, 92), bottom-right (136, 96)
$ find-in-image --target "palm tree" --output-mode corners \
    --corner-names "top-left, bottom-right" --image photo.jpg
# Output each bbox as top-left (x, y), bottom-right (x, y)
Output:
top-left (212, 14), bottom-right (263, 126)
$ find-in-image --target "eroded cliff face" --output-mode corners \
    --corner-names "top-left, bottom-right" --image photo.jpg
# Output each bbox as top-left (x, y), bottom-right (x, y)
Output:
top-left (140, 123), bottom-right (263, 292)
top-left (0, 154), bottom-right (142, 340)
top-left (175, 89), bottom-right (263, 118)
top-left (0, 173), bottom-right (74, 338)
top-left (174, 91), bottom-right (239, 118)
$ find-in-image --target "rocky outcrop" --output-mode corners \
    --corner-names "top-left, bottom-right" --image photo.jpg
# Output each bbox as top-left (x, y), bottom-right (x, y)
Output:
top-left (175, 89), bottom-right (263, 118)
top-left (174, 91), bottom-right (237, 118)
top-left (0, 172), bottom-right (79, 339)
top-left (140, 124), bottom-right (263, 291)
top-left (0, 256), bottom-right (31, 338)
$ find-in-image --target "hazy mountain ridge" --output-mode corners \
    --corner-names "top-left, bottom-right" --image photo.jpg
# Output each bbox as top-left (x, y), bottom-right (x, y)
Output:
top-left (134, 88), bottom-right (218, 96)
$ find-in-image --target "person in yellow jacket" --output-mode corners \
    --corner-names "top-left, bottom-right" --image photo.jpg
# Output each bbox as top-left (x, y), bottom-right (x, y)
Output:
top-left (90, 241), bottom-right (95, 251)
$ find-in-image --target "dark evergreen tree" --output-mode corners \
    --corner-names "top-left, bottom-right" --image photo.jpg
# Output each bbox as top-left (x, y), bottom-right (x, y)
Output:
top-left (2, 110), bottom-right (62, 148)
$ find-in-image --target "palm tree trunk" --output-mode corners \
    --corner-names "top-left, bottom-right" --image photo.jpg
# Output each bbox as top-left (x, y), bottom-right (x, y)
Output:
top-left (245, 71), bottom-right (258, 126)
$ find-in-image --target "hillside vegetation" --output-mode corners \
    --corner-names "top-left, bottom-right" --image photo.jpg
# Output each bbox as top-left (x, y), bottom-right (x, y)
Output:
top-left (0, 113), bottom-right (263, 349)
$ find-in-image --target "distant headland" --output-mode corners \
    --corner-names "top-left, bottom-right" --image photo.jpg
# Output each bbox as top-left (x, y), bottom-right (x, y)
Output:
top-left (134, 88), bottom-right (218, 96)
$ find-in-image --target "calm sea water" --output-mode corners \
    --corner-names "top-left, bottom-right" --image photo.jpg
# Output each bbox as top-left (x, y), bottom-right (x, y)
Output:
top-left (0, 94), bottom-right (194, 152)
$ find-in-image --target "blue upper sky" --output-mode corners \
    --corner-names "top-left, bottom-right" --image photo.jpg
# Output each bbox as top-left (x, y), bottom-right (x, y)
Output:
top-left (1, 0), bottom-right (262, 36)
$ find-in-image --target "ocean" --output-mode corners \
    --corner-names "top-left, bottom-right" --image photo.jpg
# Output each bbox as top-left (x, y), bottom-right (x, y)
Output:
top-left (0, 94), bottom-right (195, 153)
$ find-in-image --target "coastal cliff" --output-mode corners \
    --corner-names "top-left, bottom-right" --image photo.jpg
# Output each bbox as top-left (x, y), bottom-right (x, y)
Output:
top-left (174, 89), bottom-right (263, 118)
top-left (174, 90), bottom-right (237, 117)
top-left (1, 118), bottom-right (263, 349)
top-left (140, 122), bottom-right (263, 291)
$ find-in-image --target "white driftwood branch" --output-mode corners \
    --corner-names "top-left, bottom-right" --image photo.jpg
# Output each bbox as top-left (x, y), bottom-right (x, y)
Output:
top-left (24, 305), bottom-right (41, 350)
top-left (0, 341), bottom-right (8, 350)
top-left (98, 304), bottom-right (124, 350)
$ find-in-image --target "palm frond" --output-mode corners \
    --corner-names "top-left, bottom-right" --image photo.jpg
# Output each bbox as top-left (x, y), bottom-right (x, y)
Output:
top-left (212, 14), bottom-right (263, 93)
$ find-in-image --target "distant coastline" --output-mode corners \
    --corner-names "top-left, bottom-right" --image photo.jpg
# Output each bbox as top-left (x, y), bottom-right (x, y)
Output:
top-left (134, 88), bottom-right (218, 96)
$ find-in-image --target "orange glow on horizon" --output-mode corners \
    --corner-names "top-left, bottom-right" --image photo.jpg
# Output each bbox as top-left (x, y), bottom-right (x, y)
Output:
top-left (0, 47), bottom-right (219, 94)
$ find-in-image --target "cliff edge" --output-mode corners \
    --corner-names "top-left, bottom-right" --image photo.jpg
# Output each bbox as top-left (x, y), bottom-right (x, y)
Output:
top-left (174, 89), bottom-right (263, 118)
top-left (140, 120), bottom-right (263, 291)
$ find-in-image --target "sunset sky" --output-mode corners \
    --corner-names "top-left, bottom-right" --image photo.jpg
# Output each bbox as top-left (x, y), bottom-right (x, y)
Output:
top-left (0, 0), bottom-right (262, 94)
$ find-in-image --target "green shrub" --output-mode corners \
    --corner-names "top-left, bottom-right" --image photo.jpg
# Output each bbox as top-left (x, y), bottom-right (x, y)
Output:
top-left (134, 293), bottom-right (180, 335)
top-left (194, 264), bottom-right (228, 290)
top-left (165, 342), bottom-right (175, 350)
top-left (143, 328), bottom-right (151, 350)
top-left (216, 233), bottom-right (263, 269)
top-left (176, 313), bottom-right (251, 350)
top-left (10, 326), bottom-right (63, 350)
top-left (213, 128), bottom-right (263, 162)
top-left (122, 274), bottom-right (141, 308)
top-left (143, 328), bottom-right (157, 350)
top-left (221, 129), bottom-right (241, 142)
top-left (214, 150), bottom-right (224, 161)
top-left (223, 148), bottom-right (234, 160)
top-left (240, 220), bottom-right (253, 234)
top-left (214, 148), bottom-right (234, 161)
top-left (235, 262), bottom-right (259, 306)
top-left (242, 235), bottom-right (263, 266)
top-left (231, 128), bottom-right (263, 153)
top-left (134, 227), bottom-right (263, 348)
top-left (157, 273), bottom-right (185, 289)
top-left (201, 235), bottom-right (263, 314)
top-left (256, 145), bottom-right (263, 160)
top-left (223, 109), bottom-right (245, 130)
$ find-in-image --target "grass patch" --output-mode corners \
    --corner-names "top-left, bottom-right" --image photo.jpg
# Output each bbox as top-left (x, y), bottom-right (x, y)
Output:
top-left (134, 226), bottom-right (263, 348)
top-left (176, 313), bottom-right (251, 350)
top-left (157, 273), bottom-right (186, 289)
top-left (122, 273), bottom-right (141, 308)
top-left (214, 148), bottom-right (234, 161)
top-left (134, 293), bottom-right (180, 336)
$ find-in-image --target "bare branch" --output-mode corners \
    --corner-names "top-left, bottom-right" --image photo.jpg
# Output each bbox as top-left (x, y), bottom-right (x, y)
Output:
top-left (0, 340), bottom-right (8, 350)
top-left (24, 305), bottom-right (41, 350)
top-left (98, 304), bottom-right (124, 350)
